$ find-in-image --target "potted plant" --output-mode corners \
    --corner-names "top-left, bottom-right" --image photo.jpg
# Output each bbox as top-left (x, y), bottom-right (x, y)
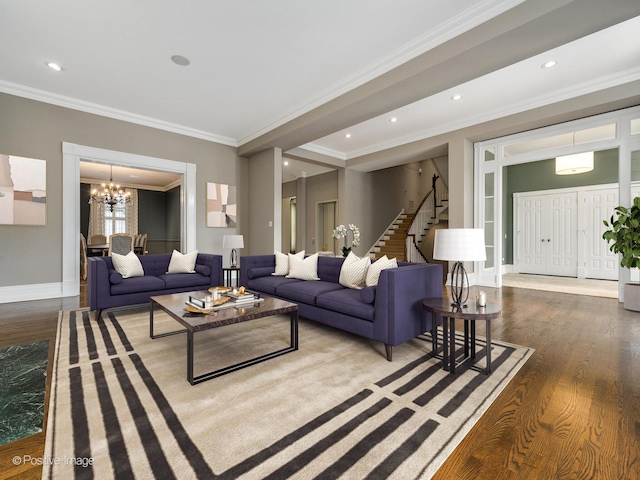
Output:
top-left (602, 196), bottom-right (640, 311)
top-left (332, 224), bottom-right (361, 257)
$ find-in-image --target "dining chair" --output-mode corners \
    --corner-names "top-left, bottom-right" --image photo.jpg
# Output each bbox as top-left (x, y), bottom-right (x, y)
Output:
top-left (88, 234), bottom-right (107, 245)
top-left (108, 233), bottom-right (134, 256)
top-left (80, 233), bottom-right (88, 281)
top-left (133, 233), bottom-right (148, 255)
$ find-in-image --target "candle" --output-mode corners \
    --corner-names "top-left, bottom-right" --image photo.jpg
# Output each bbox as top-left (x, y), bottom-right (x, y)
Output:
top-left (478, 291), bottom-right (486, 307)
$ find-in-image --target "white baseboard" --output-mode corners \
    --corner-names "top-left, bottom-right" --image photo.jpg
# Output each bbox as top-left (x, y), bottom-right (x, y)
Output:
top-left (0, 282), bottom-right (78, 304)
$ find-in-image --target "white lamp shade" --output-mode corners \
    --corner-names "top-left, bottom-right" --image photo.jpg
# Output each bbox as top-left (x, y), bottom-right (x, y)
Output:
top-left (433, 228), bottom-right (487, 262)
top-left (222, 235), bottom-right (244, 249)
top-left (555, 152), bottom-right (594, 175)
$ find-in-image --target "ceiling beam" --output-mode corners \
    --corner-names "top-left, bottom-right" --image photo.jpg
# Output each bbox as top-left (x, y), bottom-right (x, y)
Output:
top-left (239, 0), bottom-right (640, 158)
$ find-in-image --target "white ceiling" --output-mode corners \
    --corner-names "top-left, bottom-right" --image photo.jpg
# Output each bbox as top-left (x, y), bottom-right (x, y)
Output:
top-left (1, 1), bottom-right (639, 184)
top-left (305, 15), bottom-right (640, 159)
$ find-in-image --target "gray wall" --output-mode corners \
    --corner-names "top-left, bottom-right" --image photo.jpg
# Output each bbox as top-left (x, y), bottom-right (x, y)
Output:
top-left (0, 92), bottom-right (244, 288)
top-left (247, 148), bottom-right (281, 256)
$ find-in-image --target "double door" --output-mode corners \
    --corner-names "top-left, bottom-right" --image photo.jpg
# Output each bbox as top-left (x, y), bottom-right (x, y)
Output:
top-left (515, 186), bottom-right (637, 280)
top-left (516, 192), bottom-right (578, 277)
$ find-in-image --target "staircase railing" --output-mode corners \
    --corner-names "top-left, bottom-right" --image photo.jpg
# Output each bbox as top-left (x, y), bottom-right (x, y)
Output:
top-left (406, 174), bottom-right (448, 263)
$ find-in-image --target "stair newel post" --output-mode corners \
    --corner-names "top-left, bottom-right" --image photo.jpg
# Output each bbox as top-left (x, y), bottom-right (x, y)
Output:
top-left (432, 174), bottom-right (439, 217)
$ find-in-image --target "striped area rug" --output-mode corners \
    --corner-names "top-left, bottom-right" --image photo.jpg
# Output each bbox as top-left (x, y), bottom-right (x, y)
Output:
top-left (44, 307), bottom-right (532, 479)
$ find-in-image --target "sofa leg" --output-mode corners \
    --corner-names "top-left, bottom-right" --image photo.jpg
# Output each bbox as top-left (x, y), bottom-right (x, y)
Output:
top-left (385, 344), bottom-right (392, 362)
top-left (94, 309), bottom-right (103, 321)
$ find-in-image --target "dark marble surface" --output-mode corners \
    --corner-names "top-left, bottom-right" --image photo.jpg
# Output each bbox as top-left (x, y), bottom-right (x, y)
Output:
top-left (152, 291), bottom-right (298, 331)
top-left (0, 340), bottom-right (49, 446)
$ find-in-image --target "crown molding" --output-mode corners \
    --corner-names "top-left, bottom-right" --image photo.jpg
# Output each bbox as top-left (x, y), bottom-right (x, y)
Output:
top-left (238, 0), bottom-right (525, 147)
top-left (0, 80), bottom-right (238, 147)
top-left (80, 177), bottom-right (177, 192)
top-left (295, 143), bottom-right (347, 161)
top-left (343, 66), bottom-right (640, 160)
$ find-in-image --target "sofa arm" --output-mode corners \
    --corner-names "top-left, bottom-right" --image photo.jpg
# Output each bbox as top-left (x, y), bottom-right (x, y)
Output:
top-left (87, 257), bottom-right (112, 311)
top-left (240, 255), bottom-right (276, 286)
top-left (372, 263), bottom-right (443, 346)
top-left (196, 253), bottom-right (223, 287)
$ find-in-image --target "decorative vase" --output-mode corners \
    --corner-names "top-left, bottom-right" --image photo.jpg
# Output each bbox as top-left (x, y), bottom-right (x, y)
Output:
top-left (342, 246), bottom-right (351, 257)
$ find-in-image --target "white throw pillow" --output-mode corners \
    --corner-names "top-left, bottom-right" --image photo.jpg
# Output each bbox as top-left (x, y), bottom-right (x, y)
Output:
top-left (286, 252), bottom-right (320, 280)
top-left (166, 249), bottom-right (198, 274)
top-left (111, 251), bottom-right (144, 278)
top-left (273, 250), bottom-right (304, 276)
top-left (339, 251), bottom-right (371, 289)
top-left (365, 255), bottom-right (398, 287)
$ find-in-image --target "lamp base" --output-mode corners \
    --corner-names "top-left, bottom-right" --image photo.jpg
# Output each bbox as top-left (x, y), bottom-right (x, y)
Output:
top-left (450, 261), bottom-right (469, 309)
top-left (230, 248), bottom-right (238, 268)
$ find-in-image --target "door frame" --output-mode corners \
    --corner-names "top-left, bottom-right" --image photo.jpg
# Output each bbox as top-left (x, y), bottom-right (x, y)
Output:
top-left (62, 142), bottom-right (196, 297)
top-left (316, 199), bottom-right (337, 254)
top-left (475, 105), bottom-right (640, 299)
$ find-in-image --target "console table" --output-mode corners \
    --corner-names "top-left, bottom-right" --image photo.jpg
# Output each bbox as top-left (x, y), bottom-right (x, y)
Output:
top-left (422, 298), bottom-right (501, 374)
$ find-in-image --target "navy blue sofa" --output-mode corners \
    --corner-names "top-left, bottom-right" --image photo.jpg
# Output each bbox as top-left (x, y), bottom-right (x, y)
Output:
top-left (88, 253), bottom-right (223, 320)
top-left (240, 255), bottom-right (442, 361)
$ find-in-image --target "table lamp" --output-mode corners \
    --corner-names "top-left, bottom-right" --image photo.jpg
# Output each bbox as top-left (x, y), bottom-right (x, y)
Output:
top-left (433, 228), bottom-right (486, 308)
top-left (222, 234), bottom-right (244, 268)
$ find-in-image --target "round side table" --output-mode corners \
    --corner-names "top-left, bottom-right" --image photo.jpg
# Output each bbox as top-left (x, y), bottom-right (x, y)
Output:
top-left (422, 298), bottom-right (501, 374)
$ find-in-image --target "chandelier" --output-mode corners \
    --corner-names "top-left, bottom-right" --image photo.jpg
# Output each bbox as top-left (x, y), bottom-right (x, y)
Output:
top-left (89, 166), bottom-right (131, 212)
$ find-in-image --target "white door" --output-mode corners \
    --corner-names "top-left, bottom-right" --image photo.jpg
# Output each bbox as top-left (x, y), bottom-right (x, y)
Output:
top-left (517, 196), bottom-right (546, 274)
top-left (516, 192), bottom-right (578, 277)
top-left (548, 193), bottom-right (578, 277)
top-left (585, 188), bottom-right (618, 280)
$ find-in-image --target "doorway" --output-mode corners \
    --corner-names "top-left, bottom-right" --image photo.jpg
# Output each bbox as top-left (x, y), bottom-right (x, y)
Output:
top-left (62, 142), bottom-right (196, 297)
top-left (317, 200), bottom-right (336, 254)
top-left (281, 196), bottom-right (296, 253)
top-left (514, 190), bottom-right (577, 277)
top-left (476, 106), bottom-right (640, 292)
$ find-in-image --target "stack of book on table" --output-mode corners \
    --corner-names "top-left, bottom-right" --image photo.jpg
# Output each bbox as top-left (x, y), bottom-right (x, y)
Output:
top-left (227, 291), bottom-right (263, 306)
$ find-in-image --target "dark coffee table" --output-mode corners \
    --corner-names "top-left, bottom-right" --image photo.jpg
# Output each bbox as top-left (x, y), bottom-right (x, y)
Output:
top-left (150, 291), bottom-right (298, 385)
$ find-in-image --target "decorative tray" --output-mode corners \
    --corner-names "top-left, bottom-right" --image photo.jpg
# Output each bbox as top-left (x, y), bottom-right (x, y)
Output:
top-left (209, 286), bottom-right (231, 292)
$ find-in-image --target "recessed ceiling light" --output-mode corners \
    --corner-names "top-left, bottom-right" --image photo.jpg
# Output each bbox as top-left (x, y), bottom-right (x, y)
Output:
top-left (345, 133), bottom-right (352, 138)
top-left (283, 161), bottom-right (289, 166)
top-left (46, 62), bottom-right (63, 72)
top-left (171, 55), bottom-right (190, 66)
top-left (541, 60), bottom-right (557, 69)
top-left (451, 94), bottom-right (462, 101)
top-left (389, 117), bottom-right (398, 123)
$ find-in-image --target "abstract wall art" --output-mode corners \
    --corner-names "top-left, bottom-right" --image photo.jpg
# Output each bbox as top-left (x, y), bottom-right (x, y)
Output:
top-left (0, 154), bottom-right (47, 226)
top-left (206, 182), bottom-right (237, 228)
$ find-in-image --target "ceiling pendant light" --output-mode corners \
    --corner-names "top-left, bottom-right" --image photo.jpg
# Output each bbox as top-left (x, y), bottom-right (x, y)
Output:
top-left (555, 151), bottom-right (594, 175)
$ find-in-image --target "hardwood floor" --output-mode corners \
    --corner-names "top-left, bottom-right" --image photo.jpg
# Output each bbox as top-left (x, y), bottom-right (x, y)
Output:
top-left (433, 286), bottom-right (640, 480)
top-left (0, 285), bottom-right (638, 479)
